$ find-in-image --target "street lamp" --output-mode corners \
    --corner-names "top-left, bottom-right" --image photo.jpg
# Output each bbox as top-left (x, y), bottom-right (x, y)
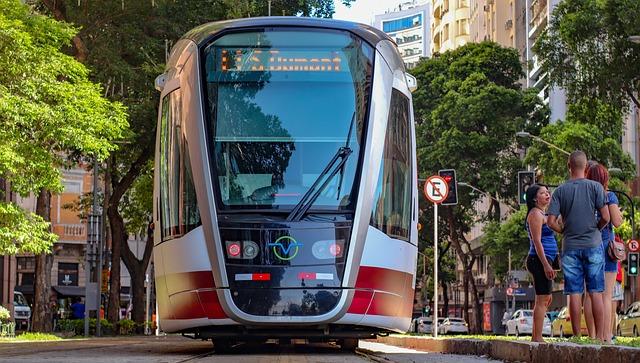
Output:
top-left (628, 35), bottom-right (640, 44)
top-left (515, 131), bottom-right (571, 156)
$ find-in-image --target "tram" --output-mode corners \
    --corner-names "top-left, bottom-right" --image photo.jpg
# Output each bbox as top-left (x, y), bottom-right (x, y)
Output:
top-left (153, 17), bottom-right (419, 349)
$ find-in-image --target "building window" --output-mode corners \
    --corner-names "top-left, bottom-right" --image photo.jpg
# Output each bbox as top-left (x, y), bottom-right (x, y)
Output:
top-left (457, 19), bottom-right (469, 36)
top-left (382, 14), bottom-right (422, 33)
top-left (57, 262), bottom-right (79, 286)
top-left (443, 24), bottom-right (450, 41)
top-left (159, 90), bottom-right (202, 241)
top-left (458, 0), bottom-right (469, 8)
top-left (370, 89), bottom-right (412, 241)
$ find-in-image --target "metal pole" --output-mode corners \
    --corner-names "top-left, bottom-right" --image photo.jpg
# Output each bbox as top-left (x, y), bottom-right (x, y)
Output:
top-left (84, 229), bottom-right (91, 337)
top-left (433, 203), bottom-right (439, 338)
top-left (268, 0), bottom-right (271, 16)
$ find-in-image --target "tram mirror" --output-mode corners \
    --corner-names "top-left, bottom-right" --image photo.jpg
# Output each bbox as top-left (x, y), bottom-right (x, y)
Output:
top-left (155, 74), bottom-right (166, 92)
top-left (405, 73), bottom-right (418, 92)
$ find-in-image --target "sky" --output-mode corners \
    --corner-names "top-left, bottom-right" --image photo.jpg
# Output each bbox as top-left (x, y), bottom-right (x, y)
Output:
top-left (333, 0), bottom-right (407, 26)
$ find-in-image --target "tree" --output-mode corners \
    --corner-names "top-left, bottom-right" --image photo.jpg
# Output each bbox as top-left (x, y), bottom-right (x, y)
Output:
top-left (523, 98), bottom-right (636, 185)
top-left (534, 0), bottom-right (640, 110)
top-left (411, 42), bottom-right (548, 332)
top-left (0, 0), bottom-right (127, 332)
top-left (37, 0), bottom-right (353, 325)
top-left (482, 208), bottom-right (529, 280)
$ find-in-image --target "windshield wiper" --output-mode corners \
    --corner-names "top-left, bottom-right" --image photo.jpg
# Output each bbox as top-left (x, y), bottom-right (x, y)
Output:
top-left (285, 146), bottom-right (352, 222)
top-left (286, 113), bottom-right (356, 222)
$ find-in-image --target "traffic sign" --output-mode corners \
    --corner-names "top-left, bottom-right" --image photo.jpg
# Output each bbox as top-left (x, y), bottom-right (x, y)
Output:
top-left (506, 287), bottom-right (513, 296)
top-left (629, 239), bottom-right (639, 252)
top-left (424, 175), bottom-right (449, 204)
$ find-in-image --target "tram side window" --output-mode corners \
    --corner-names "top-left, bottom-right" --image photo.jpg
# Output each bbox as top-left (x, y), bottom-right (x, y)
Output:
top-left (370, 89), bottom-right (412, 241)
top-left (159, 90), bottom-right (201, 241)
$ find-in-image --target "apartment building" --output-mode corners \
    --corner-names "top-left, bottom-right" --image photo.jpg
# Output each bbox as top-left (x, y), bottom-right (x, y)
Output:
top-left (431, 0), bottom-right (471, 54)
top-left (373, 1), bottom-right (431, 69)
top-left (14, 167), bottom-right (94, 304)
top-left (469, 0), bottom-right (526, 59)
top-left (525, 0), bottom-right (566, 122)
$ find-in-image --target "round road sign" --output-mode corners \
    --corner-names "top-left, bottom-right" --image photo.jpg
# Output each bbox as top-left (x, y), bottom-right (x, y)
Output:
top-left (629, 239), bottom-right (639, 253)
top-left (424, 175), bottom-right (449, 204)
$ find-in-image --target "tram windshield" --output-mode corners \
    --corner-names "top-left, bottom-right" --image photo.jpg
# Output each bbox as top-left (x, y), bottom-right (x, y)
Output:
top-left (203, 29), bottom-right (373, 211)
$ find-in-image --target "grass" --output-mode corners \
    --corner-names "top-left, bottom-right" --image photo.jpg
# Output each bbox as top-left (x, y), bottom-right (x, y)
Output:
top-left (400, 333), bottom-right (640, 349)
top-left (0, 332), bottom-right (62, 342)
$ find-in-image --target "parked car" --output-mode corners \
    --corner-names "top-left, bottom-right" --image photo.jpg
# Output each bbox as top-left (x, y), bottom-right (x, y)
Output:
top-left (438, 317), bottom-right (469, 335)
top-left (410, 317), bottom-right (431, 334)
top-left (13, 291), bottom-right (31, 331)
top-left (618, 301), bottom-right (640, 337)
top-left (550, 306), bottom-right (588, 337)
top-left (505, 309), bottom-right (551, 336)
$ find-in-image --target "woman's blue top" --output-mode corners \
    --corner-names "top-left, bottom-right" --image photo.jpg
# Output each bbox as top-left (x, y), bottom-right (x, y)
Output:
top-left (527, 212), bottom-right (558, 259)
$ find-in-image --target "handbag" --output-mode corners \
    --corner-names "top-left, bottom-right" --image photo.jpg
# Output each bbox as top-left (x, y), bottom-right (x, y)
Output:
top-left (608, 235), bottom-right (626, 261)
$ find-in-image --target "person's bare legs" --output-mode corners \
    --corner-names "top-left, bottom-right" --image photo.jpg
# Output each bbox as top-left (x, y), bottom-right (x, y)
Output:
top-left (588, 291), bottom-right (605, 341)
top-left (569, 294), bottom-right (583, 337)
top-left (532, 294), bottom-right (551, 342)
top-left (603, 272), bottom-right (616, 342)
top-left (583, 292), bottom-right (596, 338)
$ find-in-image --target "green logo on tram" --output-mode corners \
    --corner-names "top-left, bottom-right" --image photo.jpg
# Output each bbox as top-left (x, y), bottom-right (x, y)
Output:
top-left (267, 236), bottom-right (303, 261)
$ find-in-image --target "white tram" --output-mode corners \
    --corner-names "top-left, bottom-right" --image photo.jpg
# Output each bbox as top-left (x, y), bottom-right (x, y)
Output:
top-left (153, 17), bottom-right (419, 349)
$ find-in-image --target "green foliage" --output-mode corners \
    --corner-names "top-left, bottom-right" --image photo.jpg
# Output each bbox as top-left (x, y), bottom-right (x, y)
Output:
top-left (534, 0), bottom-right (640, 110)
top-left (116, 319), bottom-right (136, 335)
top-left (482, 208), bottom-right (532, 279)
top-left (0, 0), bottom-right (128, 195)
top-left (120, 162), bottom-right (153, 236)
top-left (412, 41), bottom-right (548, 235)
top-left (13, 332), bottom-right (61, 341)
top-left (0, 306), bottom-right (10, 322)
top-left (0, 202), bottom-right (56, 255)
top-left (58, 318), bottom-right (114, 336)
top-left (524, 98), bottom-right (636, 185)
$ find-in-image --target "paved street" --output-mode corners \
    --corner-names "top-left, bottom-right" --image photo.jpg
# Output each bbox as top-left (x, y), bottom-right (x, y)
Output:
top-left (0, 335), bottom-right (500, 363)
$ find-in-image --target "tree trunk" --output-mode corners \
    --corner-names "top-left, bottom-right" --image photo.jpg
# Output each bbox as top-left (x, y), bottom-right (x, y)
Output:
top-left (121, 223), bottom-right (154, 325)
top-left (462, 270), bottom-right (469, 326)
top-left (441, 280), bottom-right (449, 317)
top-left (32, 189), bottom-right (53, 332)
top-left (106, 205), bottom-right (124, 323)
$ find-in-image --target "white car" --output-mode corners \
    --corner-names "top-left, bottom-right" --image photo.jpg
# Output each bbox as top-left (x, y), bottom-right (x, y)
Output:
top-left (13, 291), bottom-right (31, 331)
top-left (505, 309), bottom-right (551, 336)
top-left (438, 317), bottom-right (469, 335)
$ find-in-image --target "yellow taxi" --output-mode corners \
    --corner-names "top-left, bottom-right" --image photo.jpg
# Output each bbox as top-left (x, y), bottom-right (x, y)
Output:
top-left (618, 301), bottom-right (640, 337)
top-left (550, 306), bottom-right (588, 337)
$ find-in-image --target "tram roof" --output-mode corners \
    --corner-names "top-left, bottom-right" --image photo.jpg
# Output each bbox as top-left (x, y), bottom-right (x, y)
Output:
top-left (183, 16), bottom-right (394, 48)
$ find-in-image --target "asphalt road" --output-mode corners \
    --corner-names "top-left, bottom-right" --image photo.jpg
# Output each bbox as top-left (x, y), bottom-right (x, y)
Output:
top-left (0, 335), bottom-right (500, 363)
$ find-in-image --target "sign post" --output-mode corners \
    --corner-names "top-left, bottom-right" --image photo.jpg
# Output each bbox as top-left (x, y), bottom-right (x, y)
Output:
top-left (424, 175), bottom-right (449, 338)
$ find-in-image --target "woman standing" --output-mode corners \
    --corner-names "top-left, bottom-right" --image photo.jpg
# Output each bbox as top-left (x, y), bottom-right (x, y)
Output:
top-left (584, 163), bottom-right (623, 343)
top-left (525, 184), bottom-right (558, 342)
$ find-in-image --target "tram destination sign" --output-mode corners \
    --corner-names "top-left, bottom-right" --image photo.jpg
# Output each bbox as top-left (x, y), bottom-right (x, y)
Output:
top-left (424, 175), bottom-right (449, 204)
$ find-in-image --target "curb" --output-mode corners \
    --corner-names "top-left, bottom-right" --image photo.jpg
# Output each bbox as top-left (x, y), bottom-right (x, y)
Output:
top-left (375, 335), bottom-right (640, 363)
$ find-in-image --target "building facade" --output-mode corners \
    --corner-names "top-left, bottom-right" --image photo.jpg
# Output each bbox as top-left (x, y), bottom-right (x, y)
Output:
top-left (469, 0), bottom-right (526, 60)
top-left (374, 1), bottom-right (431, 69)
top-left (431, 0), bottom-right (471, 54)
top-left (525, 0), bottom-right (566, 122)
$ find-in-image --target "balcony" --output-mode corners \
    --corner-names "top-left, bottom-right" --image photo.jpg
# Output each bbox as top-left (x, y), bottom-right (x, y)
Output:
top-left (528, 0), bottom-right (548, 40)
top-left (53, 223), bottom-right (86, 243)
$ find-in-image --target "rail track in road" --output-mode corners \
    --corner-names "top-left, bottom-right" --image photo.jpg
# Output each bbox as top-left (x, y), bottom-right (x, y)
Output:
top-left (0, 335), bottom-right (498, 363)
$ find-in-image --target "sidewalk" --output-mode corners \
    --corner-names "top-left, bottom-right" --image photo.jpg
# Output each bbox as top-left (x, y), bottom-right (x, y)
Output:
top-left (376, 335), bottom-right (640, 363)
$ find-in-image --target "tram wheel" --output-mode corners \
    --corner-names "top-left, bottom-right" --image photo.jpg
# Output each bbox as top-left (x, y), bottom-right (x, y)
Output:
top-left (213, 338), bottom-right (234, 354)
top-left (339, 338), bottom-right (358, 351)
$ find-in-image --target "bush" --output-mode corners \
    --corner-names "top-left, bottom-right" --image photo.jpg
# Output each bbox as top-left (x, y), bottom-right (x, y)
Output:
top-left (57, 318), bottom-right (114, 336)
top-left (0, 306), bottom-right (10, 322)
top-left (116, 319), bottom-right (136, 335)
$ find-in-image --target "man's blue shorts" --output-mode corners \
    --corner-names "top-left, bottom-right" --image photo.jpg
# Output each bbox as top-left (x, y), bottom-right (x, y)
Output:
top-left (562, 245), bottom-right (605, 294)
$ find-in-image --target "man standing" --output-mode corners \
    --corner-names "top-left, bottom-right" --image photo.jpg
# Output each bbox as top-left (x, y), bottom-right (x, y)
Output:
top-left (547, 151), bottom-right (609, 341)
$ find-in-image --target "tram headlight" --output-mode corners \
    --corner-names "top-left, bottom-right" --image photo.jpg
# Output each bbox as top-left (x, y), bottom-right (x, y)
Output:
top-left (243, 241), bottom-right (259, 259)
top-left (312, 239), bottom-right (345, 259)
top-left (226, 241), bottom-right (242, 258)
